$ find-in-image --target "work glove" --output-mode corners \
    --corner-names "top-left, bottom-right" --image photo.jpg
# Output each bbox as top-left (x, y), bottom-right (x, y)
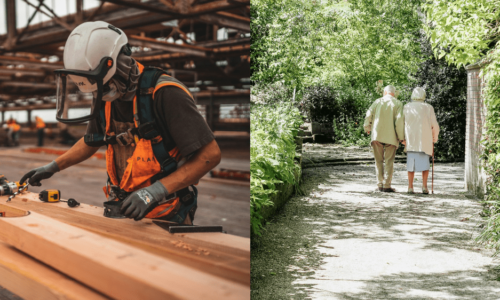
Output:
top-left (20, 160), bottom-right (60, 187)
top-left (120, 181), bottom-right (169, 221)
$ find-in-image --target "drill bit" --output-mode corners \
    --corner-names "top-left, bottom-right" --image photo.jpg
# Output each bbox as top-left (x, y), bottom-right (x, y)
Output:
top-left (7, 183), bottom-right (29, 202)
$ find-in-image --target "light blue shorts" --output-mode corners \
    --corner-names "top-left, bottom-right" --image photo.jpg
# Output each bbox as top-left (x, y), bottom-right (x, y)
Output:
top-left (407, 151), bottom-right (430, 172)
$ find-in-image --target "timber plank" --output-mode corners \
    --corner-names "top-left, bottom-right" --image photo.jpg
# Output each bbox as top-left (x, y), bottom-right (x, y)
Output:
top-left (0, 209), bottom-right (249, 300)
top-left (0, 241), bottom-right (109, 300)
top-left (1, 193), bottom-right (250, 286)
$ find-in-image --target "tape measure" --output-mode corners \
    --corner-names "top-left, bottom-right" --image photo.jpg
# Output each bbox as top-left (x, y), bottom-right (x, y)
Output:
top-left (38, 190), bottom-right (80, 207)
top-left (39, 190), bottom-right (61, 202)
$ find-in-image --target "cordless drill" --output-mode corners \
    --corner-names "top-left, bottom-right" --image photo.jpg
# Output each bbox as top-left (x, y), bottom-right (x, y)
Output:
top-left (0, 175), bottom-right (27, 196)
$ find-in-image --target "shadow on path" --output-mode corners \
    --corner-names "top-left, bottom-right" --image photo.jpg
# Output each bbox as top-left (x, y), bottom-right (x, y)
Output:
top-left (251, 161), bottom-right (500, 300)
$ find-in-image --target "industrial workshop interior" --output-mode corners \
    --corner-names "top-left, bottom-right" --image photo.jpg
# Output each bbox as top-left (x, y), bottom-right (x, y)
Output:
top-left (0, 0), bottom-right (250, 299)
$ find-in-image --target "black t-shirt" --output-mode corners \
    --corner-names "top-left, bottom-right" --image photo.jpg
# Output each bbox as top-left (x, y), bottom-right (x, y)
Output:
top-left (86, 86), bottom-right (214, 157)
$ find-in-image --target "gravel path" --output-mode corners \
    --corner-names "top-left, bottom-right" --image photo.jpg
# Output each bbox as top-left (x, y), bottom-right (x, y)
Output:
top-left (252, 147), bottom-right (500, 300)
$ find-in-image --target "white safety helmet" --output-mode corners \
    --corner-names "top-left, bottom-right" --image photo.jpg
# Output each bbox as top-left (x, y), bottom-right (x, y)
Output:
top-left (55, 21), bottom-right (130, 123)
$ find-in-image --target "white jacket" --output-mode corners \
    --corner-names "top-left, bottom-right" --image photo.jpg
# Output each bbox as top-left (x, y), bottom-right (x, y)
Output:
top-left (403, 100), bottom-right (439, 156)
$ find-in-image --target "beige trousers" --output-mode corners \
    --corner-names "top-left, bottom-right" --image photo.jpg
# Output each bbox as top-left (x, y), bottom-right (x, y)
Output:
top-left (371, 141), bottom-right (397, 188)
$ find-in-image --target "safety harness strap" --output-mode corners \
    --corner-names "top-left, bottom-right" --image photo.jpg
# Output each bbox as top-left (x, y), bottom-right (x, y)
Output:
top-left (84, 66), bottom-right (182, 178)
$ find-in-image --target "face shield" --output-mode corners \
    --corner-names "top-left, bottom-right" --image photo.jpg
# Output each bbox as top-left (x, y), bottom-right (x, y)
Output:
top-left (55, 57), bottom-right (114, 124)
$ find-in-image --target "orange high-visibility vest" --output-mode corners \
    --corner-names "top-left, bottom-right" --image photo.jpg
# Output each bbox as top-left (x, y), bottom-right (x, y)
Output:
top-left (35, 117), bottom-right (45, 129)
top-left (8, 122), bottom-right (20, 132)
top-left (104, 62), bottom-right (191, 219)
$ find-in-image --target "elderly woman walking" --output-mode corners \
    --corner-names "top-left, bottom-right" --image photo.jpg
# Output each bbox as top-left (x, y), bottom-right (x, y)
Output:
top-left (403, 87), bottom-right (439, 194)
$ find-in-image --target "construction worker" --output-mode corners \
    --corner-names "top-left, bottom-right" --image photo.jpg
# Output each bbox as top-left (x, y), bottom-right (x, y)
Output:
top-left (35, 116), bottom-right (46, 147)
top-left (20, 21), bottom-right (221, 224)
top-left (7, 118), bottom-right (20, 147)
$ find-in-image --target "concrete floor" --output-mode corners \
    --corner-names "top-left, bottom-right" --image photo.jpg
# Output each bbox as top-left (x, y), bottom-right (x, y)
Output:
top-left (0, 137), bottom-right (250, 238)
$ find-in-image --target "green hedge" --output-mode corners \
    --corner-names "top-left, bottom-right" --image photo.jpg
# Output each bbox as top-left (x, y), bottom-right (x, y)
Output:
top-left (250, 103), bottom-right (303, 236)
top-left (476, 60), bottom-right (500, 254)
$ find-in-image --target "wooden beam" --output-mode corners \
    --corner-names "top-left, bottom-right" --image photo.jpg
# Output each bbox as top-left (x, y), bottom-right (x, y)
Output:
top-left (196, 37), bottom-right (250, 48)
top-left (106, 0), bottom-right (248, 17)
top-left (0, 55), bottom-right (63, 69)
top-left (3, 193), bottom-right (250, 285)
top-left (22, 0), bottom-right (74, 32)
top-left (0, 208), bottom-right (249, 300)
top-left (0, 101), bottom-right (92, 111)
top-left (1, 82), bottom-right (56, 89)
top-left (0, 241), bottom-right (108, 300)
top-left (128, 35), bottom-right (209, 57)
top-left (76, 0), bottom-right (84, 24)
top-left (102, 0), bottom-right (183, 17)
top-left (0, 9), bottom-right (175, 51)
top-left (0, 66), bottom-right (46, 77)
top-left (4, 0), bottom-right (17, 50)
top-left (197, 13), bottom-right (250, 32)
top-left (190, 0), bottom-right (250, 14)
top-left (0, 2), bottom-right (249, 52)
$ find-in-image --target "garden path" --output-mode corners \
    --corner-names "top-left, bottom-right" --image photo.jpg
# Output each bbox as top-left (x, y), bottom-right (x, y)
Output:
top-left (251, 144), bottom-right (500, 300)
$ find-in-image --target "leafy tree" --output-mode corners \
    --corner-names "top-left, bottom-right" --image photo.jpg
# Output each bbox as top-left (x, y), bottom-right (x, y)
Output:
top-left (251, 0), bottom-right (424, 92)
top-left (423, 0), bottom-right (500, 68)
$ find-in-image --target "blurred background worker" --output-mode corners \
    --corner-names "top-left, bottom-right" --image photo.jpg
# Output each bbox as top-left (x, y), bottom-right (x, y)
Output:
top-left (7, 118), bottom-right (20, 147)
top-left (35, 116), bottom-right (46, 147)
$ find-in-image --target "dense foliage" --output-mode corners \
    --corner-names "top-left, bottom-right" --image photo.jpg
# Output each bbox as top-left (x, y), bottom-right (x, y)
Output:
top-left (251, 0), bottom-right (424, 91)
top-left (476, 69), bottom-right (500, 255)
top-left (404, 34), bottom-right (467, 161)
top-left (424, 0), bottom-right (500, 252)
top-left (423, 0), bottom-right (500, 68)
top-left (250, 104), bottom-right (303, 236)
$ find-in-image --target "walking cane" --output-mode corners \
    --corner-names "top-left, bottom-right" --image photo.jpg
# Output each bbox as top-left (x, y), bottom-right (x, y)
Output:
top-left (432, 143), bottom-right (434, 194)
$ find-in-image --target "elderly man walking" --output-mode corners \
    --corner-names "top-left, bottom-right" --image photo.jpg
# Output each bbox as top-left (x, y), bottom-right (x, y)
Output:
top-left (363, 85), bottom-right (404, 192)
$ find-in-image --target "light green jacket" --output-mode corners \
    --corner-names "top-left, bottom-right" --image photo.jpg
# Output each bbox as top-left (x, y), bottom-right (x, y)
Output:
top-left (363, 95), bottom-right (404, 147)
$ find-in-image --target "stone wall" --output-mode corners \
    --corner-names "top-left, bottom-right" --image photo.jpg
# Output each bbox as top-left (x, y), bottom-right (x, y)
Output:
top-left (465, 63), bottom-right (486, 197)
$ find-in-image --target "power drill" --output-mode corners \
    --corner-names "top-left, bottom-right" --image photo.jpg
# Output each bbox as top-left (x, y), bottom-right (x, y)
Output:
top-left (0, 175), bottom-right (26, 196)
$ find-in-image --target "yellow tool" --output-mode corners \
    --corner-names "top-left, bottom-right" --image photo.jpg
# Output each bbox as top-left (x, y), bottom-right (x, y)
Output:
top-left (7, 182), bottom-right (29, 202)
top-left (38, 190), bottom-right (80, 207)
top-left (39, 190), bottom-right (61, 202)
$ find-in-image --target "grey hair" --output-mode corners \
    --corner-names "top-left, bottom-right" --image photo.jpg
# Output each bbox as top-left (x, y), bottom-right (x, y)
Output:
top-left (411, 87), bottom-right (426, 101)
top-left (384, 85), bottom-right (396, 95)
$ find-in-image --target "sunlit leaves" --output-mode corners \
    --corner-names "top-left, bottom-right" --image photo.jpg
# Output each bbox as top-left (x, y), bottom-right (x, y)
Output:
top-left (423, 0), bottom-right (500, 68)
top-left (250, 104), bottom-right (303, 236)
top-left (251, 0), bottom-right (424, 91)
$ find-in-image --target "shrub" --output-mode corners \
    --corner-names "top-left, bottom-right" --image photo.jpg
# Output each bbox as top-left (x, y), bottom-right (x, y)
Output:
top-left (250, 103), bottom-right (303, 236)
top-left (300, 85), bottom-right (338, 123)
top-left (476, 62), bottom-right (500, 254)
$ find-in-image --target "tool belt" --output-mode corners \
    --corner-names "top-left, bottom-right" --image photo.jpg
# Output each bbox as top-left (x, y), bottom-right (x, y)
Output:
top-left (103, 183), bottom-right (194, 219)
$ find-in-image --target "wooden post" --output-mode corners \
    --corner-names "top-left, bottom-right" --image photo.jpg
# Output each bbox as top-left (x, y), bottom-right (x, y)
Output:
top-left (76, 0), bottom-right (84, 25)
top-left (5, 0), bottom-right (17, 50)
top-left (27, 109), bottom-right (32, 127)
top-left (207, 93), bottom-right (213, 130)
top-left (213, 25), bottom-right (219, 41)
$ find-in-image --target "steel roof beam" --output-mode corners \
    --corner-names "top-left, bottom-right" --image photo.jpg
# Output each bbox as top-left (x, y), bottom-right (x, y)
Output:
top-left (128, 35), bottom-right (210, 57)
